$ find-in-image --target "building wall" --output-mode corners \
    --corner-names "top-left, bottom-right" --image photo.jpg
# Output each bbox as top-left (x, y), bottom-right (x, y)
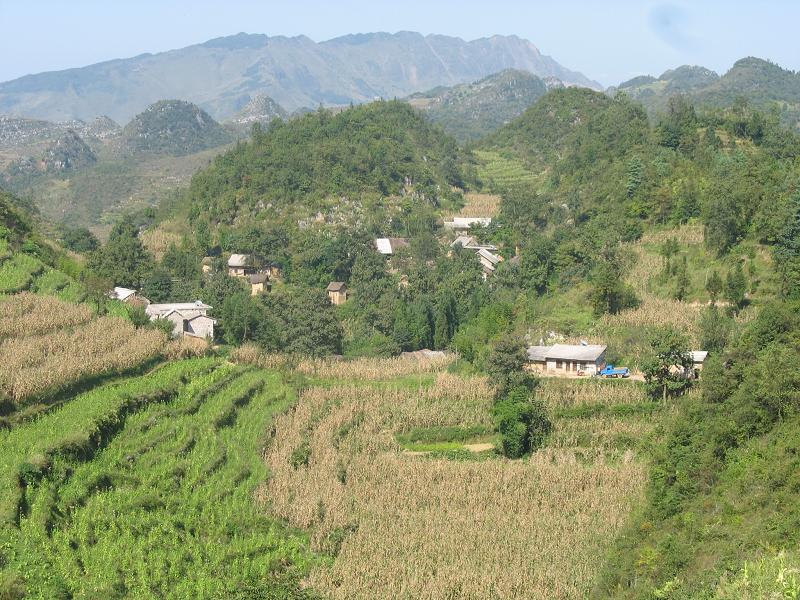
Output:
top-left (185, 316), bottom-right (214, 339)
top-left (329, 291), bottom-right (347, 305)
top-left (251, 282), bottom-right (264, 296)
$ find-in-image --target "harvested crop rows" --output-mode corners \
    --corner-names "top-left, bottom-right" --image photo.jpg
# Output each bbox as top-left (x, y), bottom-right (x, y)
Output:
top-left (264, 360), bottom-right (650, 599)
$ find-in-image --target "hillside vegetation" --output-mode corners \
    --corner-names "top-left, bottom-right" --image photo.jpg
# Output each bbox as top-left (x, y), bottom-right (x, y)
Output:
top-left (408, 69), bottom-right (549, 142)
top-left (617, 57), bottom-right (800, 129)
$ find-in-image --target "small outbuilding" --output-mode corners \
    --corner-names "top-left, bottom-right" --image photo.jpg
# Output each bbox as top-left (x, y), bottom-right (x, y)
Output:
top-left (228, 254), bottom-right (253, 277)
top-left (443, 217), bottom-right (492, 231)
top-left (108, 286), bottom-right (150, 307)
top-left (326, 282), bottom-right (348, 305)
top-left (527, 344), bottom-right (608, 376)
top-left (375, 238), bottom-right (410, 255)
top-left (689, 350), bottom-right (708, 379)
top-left (249, 273), bottom-right (270, 296)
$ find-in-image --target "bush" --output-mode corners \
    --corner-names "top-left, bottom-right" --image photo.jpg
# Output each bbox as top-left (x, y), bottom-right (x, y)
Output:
top-left (493, 387), bottom-right (552, 458)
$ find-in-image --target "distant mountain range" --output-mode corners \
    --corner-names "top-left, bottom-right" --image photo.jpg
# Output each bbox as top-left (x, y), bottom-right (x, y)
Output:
top-left (0, 31), bottom-right (601, 123)
top-left (612, 57), bottom-right (800, 128)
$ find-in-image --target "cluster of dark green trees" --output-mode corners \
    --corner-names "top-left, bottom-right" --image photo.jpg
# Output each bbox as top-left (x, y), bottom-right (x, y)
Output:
top-left (601, 299), bottom-right (800, 597)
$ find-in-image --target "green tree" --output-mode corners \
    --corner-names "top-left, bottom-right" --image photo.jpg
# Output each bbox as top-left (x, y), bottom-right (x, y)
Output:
top-left (724, 263), bottom-right (748, 309)
top-left (706, 270), bottom-right (723, 305)
top-left (699, 305), bottom-right (733, 353)
top-left (485, 335), bottom-right (536, 399)
top-left (142, 269), bottom-right (173, 303)
top-left (493, 387), bottom-right (552, 459)
top-left (641, 327), bottom-right (693, 401)
top-left (87, 217), bottom-right (154, 288)
top-left (673, 256), bottom-right (690, 301)
top-left (62, 227), bottom-right (99, 253)
top-left (589, 260), bottom-right (639, 316)
top-left (221, 292), bottom-right (262, 344)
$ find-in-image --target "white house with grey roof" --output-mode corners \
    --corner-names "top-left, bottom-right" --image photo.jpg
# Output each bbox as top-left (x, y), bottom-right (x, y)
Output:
top-left (146, 301), bottom-right (215, 340)
top-left (527, 344), bottom-right (608, 376)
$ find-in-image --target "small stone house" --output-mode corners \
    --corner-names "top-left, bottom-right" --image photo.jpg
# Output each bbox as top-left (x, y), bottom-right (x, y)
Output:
top-left (227, 254), bottom-right (253, 277)
top-left (326, 281), bottom-right (348, 305)
top-left (476, 247), bottom-right (503, 278)
top-left (109, 286), bottom-right (150, 307)
top-left (146, 300), bottom-right (215, 339)
top-left (375, 238), bottom-right (410, 255)
top-left (689, 351), bottom-right (708, 379)
top-left (443, 217), bottom-right (492, 231)
top-left (527, 344), bottom-right (608, 376)
top-left (249, 273), bottom-right (270, 296)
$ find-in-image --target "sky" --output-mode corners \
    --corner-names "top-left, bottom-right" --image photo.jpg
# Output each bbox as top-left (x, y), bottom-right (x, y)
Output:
top-left (0, 0), bottom-right (798, 86)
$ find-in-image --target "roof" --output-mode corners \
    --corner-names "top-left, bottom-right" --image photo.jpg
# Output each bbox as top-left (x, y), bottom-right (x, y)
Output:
top-left (527, 344), bottom-right (608, 362)
top-left (375, 237), bottom-right (410, 255)
top-left (690, 350), bottom-right (708, 363)
top-left (110, 286), bottom-right (137, 301)
top-left (146, 300), bottom-right (212, 317)
top-left (327, 281), bottom-right (347, 292)
top-left (526, 346), bottom-right (550, 362)
top-left (227, 254), bottom-right (249, 267)
top-left (450, 235), bottom-right (498, 251)
top-left (445, 217), bottom-right (492, 228)
top-left (249, 273), bottom-right (269, 284)
top-left (476, 248), bottom-right (501, 265)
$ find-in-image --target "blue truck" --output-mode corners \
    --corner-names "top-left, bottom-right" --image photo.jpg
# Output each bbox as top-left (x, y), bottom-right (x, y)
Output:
top-left (598, 365), bottom-right (630, 378)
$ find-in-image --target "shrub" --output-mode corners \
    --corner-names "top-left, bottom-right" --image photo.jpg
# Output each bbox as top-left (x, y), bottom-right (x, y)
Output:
top-left (493, 387), bottom-right (552, 458)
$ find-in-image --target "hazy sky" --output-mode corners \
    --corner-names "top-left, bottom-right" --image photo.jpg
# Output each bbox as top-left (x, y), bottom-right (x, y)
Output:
top-left (1, 0), bottom-right (797, 86)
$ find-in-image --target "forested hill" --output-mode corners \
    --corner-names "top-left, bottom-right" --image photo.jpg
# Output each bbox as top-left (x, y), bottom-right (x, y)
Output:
top-left (187, 101), bottom-right (468, 224)
top-left (614, 57), bottom-right (800, 128)
top-left (407, 69), bottom-right (550, 142)
top-left (482, 87), bottom-right (648, 168)
top-left (121, 100), bottom-right (233, 156)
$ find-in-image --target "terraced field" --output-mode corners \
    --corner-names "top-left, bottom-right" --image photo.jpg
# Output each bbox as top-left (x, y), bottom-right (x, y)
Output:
top-left (0, 250), bottom-right (85, 302)
top-left (265, 358), bottom-right (656, 599)
top-left (474, 149), bottom-right (543, 191)
top-left (0, 359), bottom-right (313, 598)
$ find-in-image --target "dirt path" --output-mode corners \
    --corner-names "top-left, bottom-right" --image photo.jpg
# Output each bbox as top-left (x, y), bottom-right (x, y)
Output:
top-left (464, 443), bottom-right (494, 452)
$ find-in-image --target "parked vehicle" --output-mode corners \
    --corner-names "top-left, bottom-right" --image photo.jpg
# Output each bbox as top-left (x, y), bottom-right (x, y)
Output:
top-left (598, 365), bottom-right (630, 378)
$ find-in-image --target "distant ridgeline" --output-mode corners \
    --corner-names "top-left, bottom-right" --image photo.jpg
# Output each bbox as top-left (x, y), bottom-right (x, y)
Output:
top-left (613, 57), bottom-right (800, 129)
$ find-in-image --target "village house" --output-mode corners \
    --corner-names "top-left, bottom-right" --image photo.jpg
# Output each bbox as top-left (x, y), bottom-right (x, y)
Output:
top-left (476, 247), bottom-right (503, 278)
top-left (146, 300), bottom-right (215, 339)
top-left (227, 254), bottom-right (254, 277)
top-left (108, 286), bottom-right (150, 306)
top-left (688, 351), bottom-right (708, 379)
top-left (527, 344), bottom-right (608, 376)
top-left (449, 235), bottom-right (498, 252)
top-left (326, 281), bottom-right (348, 305)
top-left (443, 217), bottom-right (492, 231)
top-left (249, 273), bottom-right (270, 296)
top-left (375, 237), bottom-right (410, 255)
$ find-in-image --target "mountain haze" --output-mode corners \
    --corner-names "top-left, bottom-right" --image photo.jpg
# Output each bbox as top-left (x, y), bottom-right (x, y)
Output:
top-left (0, 31), bottom-right (601, 123)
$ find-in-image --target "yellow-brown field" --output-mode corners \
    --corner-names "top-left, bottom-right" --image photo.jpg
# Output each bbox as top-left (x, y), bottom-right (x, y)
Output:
top-left (0, 294), bottom-right (166, 404)
top-left (263, 359), bottom-right (649, 599)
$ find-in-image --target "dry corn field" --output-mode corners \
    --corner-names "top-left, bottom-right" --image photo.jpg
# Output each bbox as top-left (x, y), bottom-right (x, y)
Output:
top-left (296, 353), bottom-right (455, 380)
top-left (445, 192), bottom-right (503, 218)
top-left (537, 378), bottom-right (649, 409)
top-left (0, 295), bottom-right (166, 404)
top-left (0, 292), bottom-right (94, 337)
top-left (263, 364), bottom-right (648, 599)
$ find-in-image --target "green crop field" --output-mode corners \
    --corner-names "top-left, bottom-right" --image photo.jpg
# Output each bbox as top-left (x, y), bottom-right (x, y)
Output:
top-left (0, 359), bottom-right (314, 598)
